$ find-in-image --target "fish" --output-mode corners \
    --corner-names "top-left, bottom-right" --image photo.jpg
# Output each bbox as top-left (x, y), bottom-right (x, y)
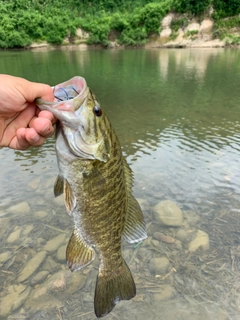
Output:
top-left (35, 76), bottom-right (147, 318)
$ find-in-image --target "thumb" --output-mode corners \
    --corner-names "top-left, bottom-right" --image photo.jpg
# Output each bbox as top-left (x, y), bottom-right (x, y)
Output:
top-left (17, 78), bottom-right (54, 103)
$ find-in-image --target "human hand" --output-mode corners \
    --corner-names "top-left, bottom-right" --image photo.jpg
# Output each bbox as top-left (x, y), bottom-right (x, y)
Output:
top-left (0, 74), bottom-right (55, 150)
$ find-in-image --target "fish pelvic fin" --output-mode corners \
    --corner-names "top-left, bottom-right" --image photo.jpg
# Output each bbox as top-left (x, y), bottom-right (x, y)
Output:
top-left (94, 259), bottom-right (136, 318)
top-left (54, 175), bottom-right (64, 197)
top-left (66, 228), bottom-right (95, 271)
top-left (123, 194), bottom-right (147, 243)
top-left (64, 179), bottom-right (76, 215)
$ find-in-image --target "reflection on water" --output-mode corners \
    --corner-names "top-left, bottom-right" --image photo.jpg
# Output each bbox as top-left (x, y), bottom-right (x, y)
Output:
top-left (1, 48), bottom-right (240, 319)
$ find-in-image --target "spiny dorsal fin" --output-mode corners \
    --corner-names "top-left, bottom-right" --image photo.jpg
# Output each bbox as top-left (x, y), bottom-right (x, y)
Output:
top-left (66, 228), bottom-right (95, 271)
top-left (54, 175), bottom-right (64, 197)
top-left (64, 179), bottom-right (76, 215)
top-left (94, 259), bottom-right (136, 318)
top-left (123, 194), bottom-right (147, 243)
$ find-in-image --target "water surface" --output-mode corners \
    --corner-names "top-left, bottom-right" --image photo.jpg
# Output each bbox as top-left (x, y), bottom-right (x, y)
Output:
top-left (1, 48), bottom-right (240, 319)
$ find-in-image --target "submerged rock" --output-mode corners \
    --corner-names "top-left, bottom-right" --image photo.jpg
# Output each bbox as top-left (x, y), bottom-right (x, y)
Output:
top-left (41, 256), bottom-right (59, 272)
top-left (149, 257), bottom-right (170, 275)
top-left (0, 251), bottom-right (11, 263)
top-left (7, 202), bottom-right (30, 214)
top-left (35, 211), bottom-right (48, 219)
top-left (175, 229), bottom-right (190, 243)
top-left (188, 229), bottom-right (210, 252)
top-left (43, 234), bottom-right (67, 252)
top-left (153, 232), bottom-right (175, 244)
top-left (0, 284), bottom-right (31, 319)
top-left (153, 200), bottom-right (183, 227)
top-left (18, 251), bottom-right (47, 282)
top-left (22, 225), bottom-right (34, 236)
top-left (6, 228), bottom-right (21, 243)
top-left (137, 247), bottom-right (152, 261)
top-left (56, 245), bottom-right (67, 262)
top-left (25, 294), bottom-right (62, 314)
top-left (30, 270), bottom-right (49, 286)
top-left (46, 270), bottom-right (67, 293)
top-left (25, 269), bottom-right (85, 313)
top-left (152, 285), bottom-right (174, 301)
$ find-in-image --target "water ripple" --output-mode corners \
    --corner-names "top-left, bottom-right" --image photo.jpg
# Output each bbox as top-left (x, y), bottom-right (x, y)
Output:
top-left (129, 121), bottom-right (240, 215)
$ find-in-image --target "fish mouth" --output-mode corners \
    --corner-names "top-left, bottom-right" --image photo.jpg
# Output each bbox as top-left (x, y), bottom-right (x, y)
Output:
top-left (35, 77), bottom-right (102, 160)
top-left (35, 76), bottom-right (89, 126)
top-left (35, 98), bottom-right (83, 129)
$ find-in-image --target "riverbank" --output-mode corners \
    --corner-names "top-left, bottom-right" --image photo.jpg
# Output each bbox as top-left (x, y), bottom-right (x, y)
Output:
top-left (27, 13), bottom-right (239, 51)
top-left (28, 37), bottom-right (230, 51)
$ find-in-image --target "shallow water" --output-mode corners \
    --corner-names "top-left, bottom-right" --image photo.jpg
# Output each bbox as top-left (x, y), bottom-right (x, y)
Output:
top-left (1, 48), bottom-right (240, 319)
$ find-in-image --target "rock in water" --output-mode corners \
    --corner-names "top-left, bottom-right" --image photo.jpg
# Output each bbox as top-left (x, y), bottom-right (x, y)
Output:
top-left (149, 257), bottom-right (170, 275)
top-left (188, 229), bottom-right (210, 252)
top-left (18, 251), bottom-right (47, 282)
top-left (153, 200), bottom-right (183, 227)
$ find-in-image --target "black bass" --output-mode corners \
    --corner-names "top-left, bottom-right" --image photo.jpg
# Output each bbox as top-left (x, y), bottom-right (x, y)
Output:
top-left (36, 76), bottom-right (147, 317)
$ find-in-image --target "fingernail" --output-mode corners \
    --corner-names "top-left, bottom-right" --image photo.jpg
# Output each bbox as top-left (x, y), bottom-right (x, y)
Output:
top-left (31, 133), bottom-right (39, 142)
top-left (42, 124), bottom-right (50, 133)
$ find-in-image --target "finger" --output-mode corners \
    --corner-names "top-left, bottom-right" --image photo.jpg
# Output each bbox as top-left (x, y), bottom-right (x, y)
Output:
top-left (18, 80), bottom-right (54, 103)
top-left (10, 128), bottom-right (32, 150)
top-left (38, 110), bottom-right (57, 125)
top-left (29, 116), bottom-right (54, 138)
top-left (12, 128), bottom-right (46, 149)
top-left (24, 127), bottom-right (46, 147)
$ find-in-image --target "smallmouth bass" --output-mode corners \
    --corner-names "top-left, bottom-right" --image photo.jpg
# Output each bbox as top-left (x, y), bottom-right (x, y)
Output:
top-left (36, 76), bottom-right (147, 317)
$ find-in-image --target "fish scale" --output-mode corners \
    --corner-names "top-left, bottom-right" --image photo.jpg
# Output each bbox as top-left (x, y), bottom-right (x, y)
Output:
top-left (35, 76), bottom-right (147, 318)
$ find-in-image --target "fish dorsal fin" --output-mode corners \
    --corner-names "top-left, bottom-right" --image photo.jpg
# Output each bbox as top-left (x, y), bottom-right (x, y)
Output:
top-left (64, 179), bottom-right (76, 215)
top-left (123, 194), bottom-right (147, 243)
top-left (54, 175), bottom-right (64, 197)
top-left (122, 158), bottom-right (147, 243)
top-left (66, 228), bottom-right (95, 271)
top-left (123, 158), bottom-right (134, 192)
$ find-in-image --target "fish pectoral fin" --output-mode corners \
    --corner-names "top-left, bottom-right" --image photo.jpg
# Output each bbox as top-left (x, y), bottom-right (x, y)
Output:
top-left (94, 259), bottom-right (136, 318)
top-left (54, 175), bottom-right (64, 197)
top-left (64, 180), bottom-right (76, 215)
top-left (66, 228), bottom-right (95, 271)
top-left (83, 166), bottom-right (106, 189)
top-left (123, 195), bottom-right (147, 243)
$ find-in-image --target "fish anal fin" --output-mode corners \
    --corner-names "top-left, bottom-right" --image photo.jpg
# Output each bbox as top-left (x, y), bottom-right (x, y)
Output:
top-left (64, 180), bottom-right (76, 215)
top-left (94, 259), bottom-right (136, 318)
top-left (54, 175), bottom-right (64, 197)
top-left (123, 195), bottom-right (147, 243)
top-left (66, 228), bottom-right (95, 271)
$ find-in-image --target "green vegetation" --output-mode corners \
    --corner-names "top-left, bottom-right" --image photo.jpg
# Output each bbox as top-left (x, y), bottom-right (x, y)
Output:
top-left (225, 34), bottom-right (240, 45)
top-left (0, 0), bottom-right (240, 48)
top-left (171, 17), bottom-right (187, 32)
top-left (213, 15), bottom-right (240, 42)
top-left (184, 29), bottom-right (199, 39)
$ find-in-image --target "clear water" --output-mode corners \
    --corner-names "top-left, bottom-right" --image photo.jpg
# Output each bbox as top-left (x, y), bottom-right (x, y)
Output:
top-left (1, 48), bottom-right (240, 319)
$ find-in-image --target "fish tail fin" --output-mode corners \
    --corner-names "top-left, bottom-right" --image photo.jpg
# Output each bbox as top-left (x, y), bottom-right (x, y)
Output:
top-left (94, 259), bottom-right (136, 318)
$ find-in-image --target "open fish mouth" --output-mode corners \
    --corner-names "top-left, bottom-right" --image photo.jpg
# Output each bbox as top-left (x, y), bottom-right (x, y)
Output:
top-left (52, 76), bottom-right (87, 103)
top-left (35, 76), bottom-right (89, 125)
top-left (35, 77), bottom-right (103, 161)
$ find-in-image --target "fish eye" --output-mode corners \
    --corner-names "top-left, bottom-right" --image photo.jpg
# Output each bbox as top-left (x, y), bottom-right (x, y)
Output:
top-left (93, 105), bottom-right (102, 117)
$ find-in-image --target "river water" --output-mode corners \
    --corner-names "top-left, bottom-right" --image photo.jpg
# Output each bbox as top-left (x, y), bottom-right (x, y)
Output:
top-left (1, 47), bottom-right (240, 319)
